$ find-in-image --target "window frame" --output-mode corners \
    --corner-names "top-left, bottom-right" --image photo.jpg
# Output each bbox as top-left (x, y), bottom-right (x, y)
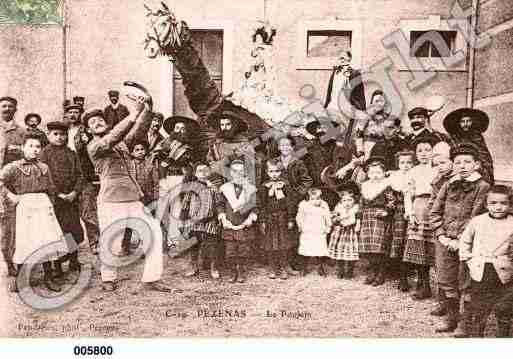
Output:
top-left (295, 19), bottom-right (363, 70)
top-left (398, 15), bottom-right (469, 72)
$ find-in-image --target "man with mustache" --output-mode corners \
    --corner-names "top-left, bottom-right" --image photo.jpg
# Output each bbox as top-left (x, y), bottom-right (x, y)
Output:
top-left (405, 107), bottom-right (450, 147)
top-left (147, 112), bottom-right (165, 152)
top-left (104, 90), bottom-right (130, 128)
top-left (0, 96), bottom-right (26, 277)
top-left (443, 108), bottom-right (494, 185)
top-left (85, 88), bottom-right (171, 293)
top-left (207, 114), bottom-right (258, 187)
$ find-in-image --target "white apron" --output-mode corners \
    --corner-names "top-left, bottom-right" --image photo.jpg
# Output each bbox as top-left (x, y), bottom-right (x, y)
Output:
top-left (13, 193), bottom-right (67, 264)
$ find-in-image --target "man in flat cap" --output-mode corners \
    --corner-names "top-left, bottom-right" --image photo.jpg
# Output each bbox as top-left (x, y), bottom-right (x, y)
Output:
top-left (443, 108), bottom-right (494, 185)
top-left (104, 90), bottom-right (130, 128)
top-left (405, 107), bottom-right (450, 147)
top-left (64, 103), bottom-right (101, 255)
top-left (0, 96), bottom-right (26, 277)
top-left (73, 96), bottom-right (85, 111)
top-left (147, 112), bottom-right (165, 152)
top-left (24, 113), bottom-right (49, 147)
top-left (84, 86), bottom-right (171, 292)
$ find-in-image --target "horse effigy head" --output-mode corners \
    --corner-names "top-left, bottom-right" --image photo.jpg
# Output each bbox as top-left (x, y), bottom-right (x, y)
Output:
top-left (143, 2), bottom-right (189, 59)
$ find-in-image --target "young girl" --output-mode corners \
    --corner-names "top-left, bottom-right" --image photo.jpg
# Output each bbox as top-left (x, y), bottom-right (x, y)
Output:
top-left (258, 159), bottom-right (295, 280)
top-left (388, 151), bottom-right (415, 292)
top-left (296, 187), bottom-right (332, 276)
top-left (328, 181), bottom-right (361, 279)
top-left (403, 135), bottom-right (439, 300)
top-left (0, 133), bottom-right (67, 293)
top-left (359, 156), bottom-right (396, 286)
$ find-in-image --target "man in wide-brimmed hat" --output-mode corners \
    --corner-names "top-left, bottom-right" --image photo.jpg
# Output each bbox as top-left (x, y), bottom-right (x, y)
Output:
top-left (147, 112), bottom-right (165, 152)
top-left (24, 113), bottom-right (49, 147)
top-left (443, 108), bottom-right (494, 184)
top-left (302, 116), bottom-right (342, 208)
top-left (206, 111), bottom-right (260, 186)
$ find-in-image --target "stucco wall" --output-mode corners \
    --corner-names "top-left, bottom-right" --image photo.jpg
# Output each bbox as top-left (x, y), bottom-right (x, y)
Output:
top-left (1, 0), bottom-right (469, 132)
top-left (0, 24), bottom-right (64, 126)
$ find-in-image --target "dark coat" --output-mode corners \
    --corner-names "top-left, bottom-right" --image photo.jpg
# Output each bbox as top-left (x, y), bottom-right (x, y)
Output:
top-left (430, 175), bottom-right (490, 240)
top-left (324, 68), bottom-right (366, 112)
top-left (280, 157), bottom-right (313, 214)
top-left (370, 135), bottom-right (410, 171)
top-left (104, 104), bottom-right (130, 128)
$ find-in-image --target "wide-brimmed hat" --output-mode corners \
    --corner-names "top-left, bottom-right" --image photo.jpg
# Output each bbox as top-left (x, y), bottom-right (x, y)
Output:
top-left (450, 142), bottom-right (479, 161)
top-left (24, 113), bottom-right (42, 124)
top-left (305, 118), bottom-right (341, 136)
top-left (0, 96), bottom-right (17, 106)
top-left (207, 111), bottom-right (249, 134)
top-left (443, 108), bottom-right (489, 134)
top-left (163, 115), bottom-right (200, 135)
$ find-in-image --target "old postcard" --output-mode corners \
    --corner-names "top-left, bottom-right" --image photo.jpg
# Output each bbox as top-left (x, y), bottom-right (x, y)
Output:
top-left (1, 0), bottom-right (512, 348)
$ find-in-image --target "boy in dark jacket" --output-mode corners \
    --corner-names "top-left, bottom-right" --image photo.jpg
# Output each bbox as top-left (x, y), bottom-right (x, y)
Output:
top-left (39, 121), bottom-right (84, 280)
top-left (430, 143), bottom-right (490, 337)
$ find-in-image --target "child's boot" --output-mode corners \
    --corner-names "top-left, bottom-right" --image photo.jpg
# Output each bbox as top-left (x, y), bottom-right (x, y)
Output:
top-left (301, 257), bottom-right (309, 276)
top-left (268, 254), bottom-right (277, 279)
top-left (345, 261), bottom-right (355, 279)
top-left (210, 261), bottom-right (220, 279)
top-left (412, 266), bottom-right (430, 300)
top-left (69, 251), bottom-right (81, 273)
top-left (364, 264), bottom-right (377, 285)
top-left (454, 301), bottom-right (473, 338)
top-left (185, 250), bottom-right (199, 277)
top-left (317, 258), bottom-right (327, 277)
top-left (496, 318), bottom-right (511, 338)
top-left (52, 260), bottom-right (66, 285)
top-left (42, 262), bottom-right (61, 292)
top-left (398, 263), bottom-right (410, 292)
top-left (336, 261), bottom-right (344, 279)
top-left (6, 261), bottom-right (17, 277)
top-left (431, 291), bottom-right (448, 316)
top-left (372, 265), bottom-right (386, 286)
top-left (228, 262), bottom-right (238, 283)
top-left (237, 261), bottom-right (247, 283)
top-left (279, 254), bottom-right (288, 280)
top-left (436, 298), bottom-right (459, 333)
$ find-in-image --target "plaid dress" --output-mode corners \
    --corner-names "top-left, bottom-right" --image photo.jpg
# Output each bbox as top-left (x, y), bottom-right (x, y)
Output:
top-left (403, 164), bottom-right (437, 265)
top-left (328, 203), bottom-right (360, 261)
top-left (387, 171), bottom-right (410, 259)
top-left (358, 181), bottom-right (396, 255)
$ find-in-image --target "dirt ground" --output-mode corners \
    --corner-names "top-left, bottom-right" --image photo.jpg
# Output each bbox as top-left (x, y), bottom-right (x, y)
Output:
top-left (0, 247), bottom-right (500, 338)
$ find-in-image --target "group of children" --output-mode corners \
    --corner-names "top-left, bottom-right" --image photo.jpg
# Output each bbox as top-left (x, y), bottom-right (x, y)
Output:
top-left (2, 111), bottom-right (512, 338)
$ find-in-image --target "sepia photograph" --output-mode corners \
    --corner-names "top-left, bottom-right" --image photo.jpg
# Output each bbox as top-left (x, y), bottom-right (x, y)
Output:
top-left (0, 0), bottom-right (513, 346)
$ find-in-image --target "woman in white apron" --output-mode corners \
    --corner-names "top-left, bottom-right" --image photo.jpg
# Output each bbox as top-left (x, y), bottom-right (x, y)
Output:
top-left (0, 134), bottom-right (66, 292)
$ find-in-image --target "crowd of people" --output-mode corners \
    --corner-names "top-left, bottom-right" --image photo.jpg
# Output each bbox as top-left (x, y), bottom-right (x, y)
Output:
top-left (0, 57), bottom-right (512, 338)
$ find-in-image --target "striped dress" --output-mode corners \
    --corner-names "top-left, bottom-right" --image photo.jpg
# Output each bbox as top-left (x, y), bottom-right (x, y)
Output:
top-left (328, 203), bottom-right (360, 261)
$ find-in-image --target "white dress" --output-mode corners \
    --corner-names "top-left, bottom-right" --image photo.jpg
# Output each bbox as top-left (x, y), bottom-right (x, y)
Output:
top-left (296, 200), bottom-right (332, 257)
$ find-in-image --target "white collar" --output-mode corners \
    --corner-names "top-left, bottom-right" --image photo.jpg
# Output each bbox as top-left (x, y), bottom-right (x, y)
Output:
top-left (220, 182), bottom-right (257, 213)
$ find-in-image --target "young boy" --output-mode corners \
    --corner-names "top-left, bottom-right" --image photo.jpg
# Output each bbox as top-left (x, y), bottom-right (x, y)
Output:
top-left (459, 185), bottom-right (513, 337)
top-left (122, 140), bottom-right (160, 255)
top-left (429, 142), bottom-right (454, 316)
top-left (218, 158), bottom-right (258, 283)
top-left (182, 162), bottom-right (221, 279)
top-left (0, 133), bottom-right (67, 292)
top-left (39, 121), bottom-right (84, 281)
top-left (430, 143), bottom-right (491, 337)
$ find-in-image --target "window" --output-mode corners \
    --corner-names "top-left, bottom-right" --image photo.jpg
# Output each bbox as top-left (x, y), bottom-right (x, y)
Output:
top-left (396, 16), bottom-right (469, 71)
top-left (295, 20), bottom-right (362, 70)
top-left (307, 30), bottom-right (352, 58)
top-left (410, 30), bottom-right (457, 58)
